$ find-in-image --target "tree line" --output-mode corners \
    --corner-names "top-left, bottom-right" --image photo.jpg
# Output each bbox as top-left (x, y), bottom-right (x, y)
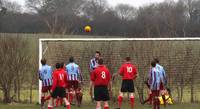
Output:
top-left (0, 0), bottom-right (200, 37)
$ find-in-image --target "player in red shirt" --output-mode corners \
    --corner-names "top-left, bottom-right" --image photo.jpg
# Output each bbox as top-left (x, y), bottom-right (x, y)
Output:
top-left (47, 63), bottom-right (70, 109)
top-left (55, 62), bottom-right (66, 107)
top-left (114, 57), bottom-right (137, 109)
top-left (90, 58), bottom-right (112, 109)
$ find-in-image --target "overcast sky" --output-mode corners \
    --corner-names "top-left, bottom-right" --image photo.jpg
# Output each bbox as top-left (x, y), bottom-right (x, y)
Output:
top-left (9, 0), bottom-right (178, 8)
top-left (107, 0), bottom-right (166, 7)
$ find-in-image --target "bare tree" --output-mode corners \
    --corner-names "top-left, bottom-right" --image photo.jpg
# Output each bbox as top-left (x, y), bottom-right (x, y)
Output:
top-left (1, 0), bottom-right (22, 13)
top-left (115, 4), bottom-right (137, 21)
top-left (81, 0), bottom-right (108, 19)
top-left (26, 0), bottom-right (83, 34)
top-left (0, 37), bottom-right (30, 103)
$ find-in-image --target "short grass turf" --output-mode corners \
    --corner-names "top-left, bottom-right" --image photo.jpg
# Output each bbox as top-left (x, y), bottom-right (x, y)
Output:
top-left (0, 101), bottom-right (199, 109)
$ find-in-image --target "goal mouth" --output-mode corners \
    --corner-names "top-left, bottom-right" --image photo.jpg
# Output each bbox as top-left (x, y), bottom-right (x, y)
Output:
top-left (39, 38), bottom-right (200, 103)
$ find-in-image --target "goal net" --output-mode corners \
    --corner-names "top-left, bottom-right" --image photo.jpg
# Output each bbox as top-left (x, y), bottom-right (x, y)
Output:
top-left (39, 38), bottom-right (200, 103)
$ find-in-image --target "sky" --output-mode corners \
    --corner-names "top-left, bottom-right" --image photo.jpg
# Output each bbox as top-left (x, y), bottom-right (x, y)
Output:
top-left (107, 0), bottom-right (167, 7)
top-left (9, 0), bottom-right (177, 7)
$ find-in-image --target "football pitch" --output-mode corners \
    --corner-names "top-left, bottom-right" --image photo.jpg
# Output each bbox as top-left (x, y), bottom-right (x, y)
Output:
top-left (0, 102), bottom-right (199, 109)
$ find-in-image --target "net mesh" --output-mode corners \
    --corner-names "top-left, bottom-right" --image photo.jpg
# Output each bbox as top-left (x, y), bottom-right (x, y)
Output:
top-left (41, 40), bottom-right (200, 103)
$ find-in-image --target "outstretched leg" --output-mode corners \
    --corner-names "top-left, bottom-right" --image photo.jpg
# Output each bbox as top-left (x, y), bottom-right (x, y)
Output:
top-left (143, 93), bottom-right (152, 105)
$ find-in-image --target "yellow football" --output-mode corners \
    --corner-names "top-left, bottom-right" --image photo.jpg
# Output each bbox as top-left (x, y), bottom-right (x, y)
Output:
top-left (84, 25), bottom-right (92, 32)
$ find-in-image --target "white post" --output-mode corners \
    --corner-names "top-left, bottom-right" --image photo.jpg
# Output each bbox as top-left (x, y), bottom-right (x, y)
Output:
top-left (39, 39), bottom-right (43, 104)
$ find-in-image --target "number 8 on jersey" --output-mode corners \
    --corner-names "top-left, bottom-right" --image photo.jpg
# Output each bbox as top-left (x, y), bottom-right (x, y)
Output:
top-left (101, 71), bottom-right (106, 79)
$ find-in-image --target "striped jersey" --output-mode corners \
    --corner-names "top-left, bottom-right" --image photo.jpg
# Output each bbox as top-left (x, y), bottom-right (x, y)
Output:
top-left (89, 58), bottom-right (98, 72)
top-left (66, 63), bottom-right (80, 81)
top-left (156, 64), bottom-right (167, 85)
top-left (39, 64), bottom-right (53, 87)
top-left (148, 67), bottom-right (162, 90)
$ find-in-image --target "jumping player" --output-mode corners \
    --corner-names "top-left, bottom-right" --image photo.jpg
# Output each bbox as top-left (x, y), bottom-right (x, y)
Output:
top-left (39, 59), bottom-right (53, 109)
top-left (48, 63), bottom-right (70, 109)
top-left (89, 51), bottom-right (101, 101)
top-left (90, 58), bottom-right (112, 109)
top-left (66, 57), bottom-right (83, 106)
top-left (89, 51), bottom-right (101, 73)
top-left (148, 60), bottom-right (162, 109)
top-left (114, 57), bottom-right (137, 109)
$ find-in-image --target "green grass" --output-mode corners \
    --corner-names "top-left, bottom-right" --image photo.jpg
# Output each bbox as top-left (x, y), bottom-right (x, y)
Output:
top-left (0, 101), bottom-right (200, 109)
top-left (0, 89), bottom-right (38, 103)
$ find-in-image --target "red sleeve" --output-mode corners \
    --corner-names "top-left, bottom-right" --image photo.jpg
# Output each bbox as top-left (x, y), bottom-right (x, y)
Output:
top-left (135, 66), bottom-right (137, 75)
top-left (51, 71), bottom-right (57, 91)
top-left (119, 65), bottom-right (124, 76)
top-left (90, 70), bottom-right (95, 81)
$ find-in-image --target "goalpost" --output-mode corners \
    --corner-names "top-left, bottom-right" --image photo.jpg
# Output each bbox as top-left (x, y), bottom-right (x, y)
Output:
top-left (39, 37), bottom-right (200, 104)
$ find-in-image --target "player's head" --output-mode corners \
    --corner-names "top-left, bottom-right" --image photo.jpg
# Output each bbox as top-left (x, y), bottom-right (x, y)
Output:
top-left (125, 57), bottom-right (131, 62)
top-left (55, 63), bottom-right (61, 69)
top-left (95, 51), bottom-right (101, 59)
top-left (41, 58), bottom-right (46, 65)
top-left (98, 58), bottom-right (103, 65)
top-left (151, 60), bottom-right (156, 67)
top-left (60, 62), bottom-right (64, 68)
top-left (69, 56), bottom-right (74, 63)
top-left (154, 58), bottom-right (159, 63)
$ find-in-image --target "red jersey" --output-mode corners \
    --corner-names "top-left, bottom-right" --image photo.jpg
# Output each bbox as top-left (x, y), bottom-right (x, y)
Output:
top-left (51, 69), bottom-right (68, 91)
top-left (119, 62), bottom-right (137, 80)
top-left (91, 65), bottom-right (111, 86)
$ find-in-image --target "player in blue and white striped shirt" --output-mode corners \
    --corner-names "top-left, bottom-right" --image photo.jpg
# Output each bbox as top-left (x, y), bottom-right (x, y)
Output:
top-left (39, 58), bottom-right (53, 108)
top-left (89, 51), bottom-right (101, 102)
top-left (66, 57), bottom-right (82, 82)
top-left (154, 58), bottom-right (167, 107)
top-left (66, 57), bottom-right (83, 106)
top-left (89, 51), bottom-right (101, 73)
top-left (148, 60), bottom-right (162, 109)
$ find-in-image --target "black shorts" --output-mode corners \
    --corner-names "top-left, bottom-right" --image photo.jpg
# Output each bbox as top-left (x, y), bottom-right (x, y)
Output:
top-left (94, 86), bottom-right (109, 101)
top-left (121, 80), bottom-right (135, 92)
top-left (51, 87), bottom-right (66, 98)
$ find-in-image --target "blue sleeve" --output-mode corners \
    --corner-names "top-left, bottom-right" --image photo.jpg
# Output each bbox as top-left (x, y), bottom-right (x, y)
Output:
top-left (162, 68), bottom-right (167, 84)
top-left (77, 65), bottom-right (83, 81)
top-left (150, 69), bottom-right (155, 90)
top-left (66, 65), bottom-right (68, 72)
top-left (89, 59), bottom-right (94, 71)
top-left (50, 67), bottom-right (53, 75)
